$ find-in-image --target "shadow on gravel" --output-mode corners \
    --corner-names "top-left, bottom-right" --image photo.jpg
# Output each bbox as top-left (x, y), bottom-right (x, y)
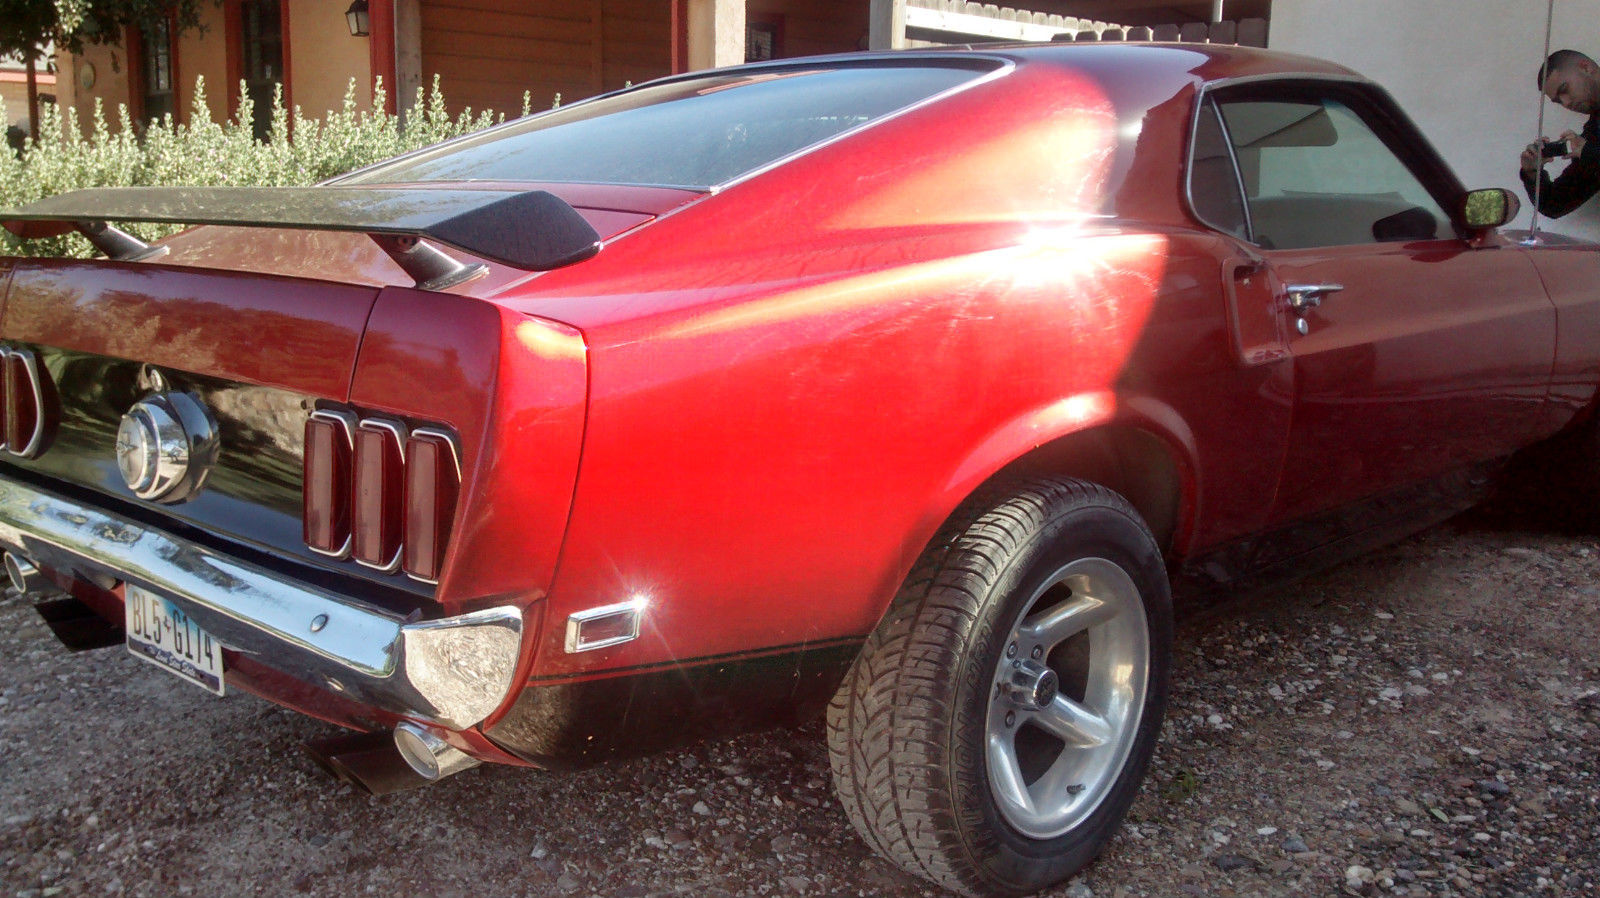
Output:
top-left (1173, 461), bottom-right (1599, 636)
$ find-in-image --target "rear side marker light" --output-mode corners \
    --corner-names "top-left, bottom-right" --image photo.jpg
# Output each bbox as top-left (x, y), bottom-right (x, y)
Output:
top-left (402, 429), bottom-right (461, 584)
top-left (352, 420), bottom-right (406, 570)
top-left (1, 348), bottom-right (47, 458)
top-left (303, 411), bottom-right (355, 557)
top-left (565, 598), bottom-right (648, 653)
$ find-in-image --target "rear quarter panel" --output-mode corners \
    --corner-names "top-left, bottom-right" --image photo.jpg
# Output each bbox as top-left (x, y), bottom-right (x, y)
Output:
top-left (495, 61), bottom-right (1287, 680)
top-left (350, 287), bottom-right (588, 614)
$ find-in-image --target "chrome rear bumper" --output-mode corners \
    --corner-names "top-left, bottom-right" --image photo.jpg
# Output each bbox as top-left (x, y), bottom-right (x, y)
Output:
top-left (0, 478), bottom-right (523, 729)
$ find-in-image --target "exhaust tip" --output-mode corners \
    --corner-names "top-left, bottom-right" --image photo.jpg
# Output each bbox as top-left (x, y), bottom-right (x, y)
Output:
top-left (301, 730), bottom-right (432, 796)
top-left (5, 552), bottom-right (42, 594)
top-left (394, 722), bottom-right (480, 781)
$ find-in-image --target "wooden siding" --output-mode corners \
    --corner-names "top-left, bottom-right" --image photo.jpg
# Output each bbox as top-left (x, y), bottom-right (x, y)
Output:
top-left (602, 1), bottom-right (671, 89)
top-left (747, 0), bottom-right (867, 58)
top-left (420, 0), bottom-right (669, 116)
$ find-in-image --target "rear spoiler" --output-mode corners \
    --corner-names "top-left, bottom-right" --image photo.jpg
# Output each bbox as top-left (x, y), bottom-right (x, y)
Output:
top-left (1, 186), bottom-right (603, 290)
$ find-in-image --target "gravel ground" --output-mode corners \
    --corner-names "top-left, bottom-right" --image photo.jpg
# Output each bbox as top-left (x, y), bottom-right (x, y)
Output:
top-left (2, 508), bottom-right (1596, 898)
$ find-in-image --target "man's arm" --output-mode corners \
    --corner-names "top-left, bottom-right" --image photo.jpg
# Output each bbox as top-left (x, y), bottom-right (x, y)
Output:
top-left (1521, 130), bottom-right (1600, 218)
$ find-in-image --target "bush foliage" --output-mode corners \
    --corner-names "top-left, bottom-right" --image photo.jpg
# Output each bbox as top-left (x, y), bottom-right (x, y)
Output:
top-left (0, 77), bottom-right (534, 257)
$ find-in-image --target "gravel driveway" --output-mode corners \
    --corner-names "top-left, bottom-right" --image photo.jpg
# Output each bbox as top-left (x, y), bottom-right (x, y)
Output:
top-left (3, 508), bottom-right (1596, 898)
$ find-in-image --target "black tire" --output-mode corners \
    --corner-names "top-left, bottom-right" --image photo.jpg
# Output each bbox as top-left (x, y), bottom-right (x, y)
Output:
top-left (827, 478), bottom-right (1172, 897)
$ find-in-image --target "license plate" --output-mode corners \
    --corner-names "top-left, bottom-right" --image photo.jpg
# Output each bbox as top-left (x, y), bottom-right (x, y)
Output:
top-left (124, 585), bottom-right (225, 695)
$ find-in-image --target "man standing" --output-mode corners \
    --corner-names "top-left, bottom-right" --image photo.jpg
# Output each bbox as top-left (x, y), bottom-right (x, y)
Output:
top-left (1522, 49), bottom-right (1600, 218)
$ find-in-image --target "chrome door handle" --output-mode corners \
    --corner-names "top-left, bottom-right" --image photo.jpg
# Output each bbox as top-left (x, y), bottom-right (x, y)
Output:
top-left (1285, 283), bottom-right (1343, 312)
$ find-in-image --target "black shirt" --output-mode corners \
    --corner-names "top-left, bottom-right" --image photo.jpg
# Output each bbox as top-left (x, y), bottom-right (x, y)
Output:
top-left (1521, 114), bottom-right (1600, 218)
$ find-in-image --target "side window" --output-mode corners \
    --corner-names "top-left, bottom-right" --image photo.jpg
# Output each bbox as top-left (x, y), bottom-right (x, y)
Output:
top-left (1189, 99), bottom-right (1250, 241)
top-left (1214, 95), bottom-right (1451, 250)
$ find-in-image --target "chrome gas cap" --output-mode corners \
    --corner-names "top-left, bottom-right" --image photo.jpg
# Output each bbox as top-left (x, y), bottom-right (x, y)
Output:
top-left (116, 390), bottom-right (220, 503)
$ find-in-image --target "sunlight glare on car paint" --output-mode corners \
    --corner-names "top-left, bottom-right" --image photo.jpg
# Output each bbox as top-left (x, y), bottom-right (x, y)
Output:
top-left (514, 317), bottom-right (584, 362)
top-left (659, 251), bottom-right (1003, 340)
top-left (973, 229), bottom-right (1170, 378)
top-left (650, 69), bottom-right (1177, 368)
top-left (823, 73), bottom-right (1118, 230)
top-left (1007, 224), bottom-right (1166, 291)
top-left (1053, 392), bottom-right (1116, 431)
top-left (658, 230), bottom-right (1167, 348)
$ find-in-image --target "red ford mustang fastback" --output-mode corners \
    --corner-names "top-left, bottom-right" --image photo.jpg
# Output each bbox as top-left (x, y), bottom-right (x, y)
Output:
top-left (2, 43), bottom-right (1595, 896)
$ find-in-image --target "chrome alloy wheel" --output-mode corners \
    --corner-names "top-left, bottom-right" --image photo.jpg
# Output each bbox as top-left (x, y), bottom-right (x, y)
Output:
top-left (986, 556), bottom-right (1150, 839)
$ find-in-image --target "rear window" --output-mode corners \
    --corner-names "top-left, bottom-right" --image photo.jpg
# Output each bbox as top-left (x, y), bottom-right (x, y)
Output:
top-left (340, 61), bottom-right (994, 189)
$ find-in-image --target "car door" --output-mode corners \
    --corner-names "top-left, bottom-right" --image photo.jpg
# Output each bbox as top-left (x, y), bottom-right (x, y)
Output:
top-left (1195, 81), bottom-right (1556, 530)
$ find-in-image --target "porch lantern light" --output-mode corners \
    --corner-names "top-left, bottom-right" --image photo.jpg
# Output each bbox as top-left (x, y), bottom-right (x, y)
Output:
top-left (345, 0), bottom-right (370, 37)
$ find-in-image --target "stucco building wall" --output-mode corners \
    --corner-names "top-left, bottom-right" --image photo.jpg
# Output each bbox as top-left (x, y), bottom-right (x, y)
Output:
top-left (180, 3), bottom-right (229, 122)
top-left (289, 0), bottom-right (374, 117)
top-left (59, 0), bottom-right (372, 133)
top-left (64, 42), bottom-right (133, 129)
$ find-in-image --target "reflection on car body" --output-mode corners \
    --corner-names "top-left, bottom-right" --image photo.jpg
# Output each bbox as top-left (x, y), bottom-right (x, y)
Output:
top-left (2, 43), bottom-right (1597, 897)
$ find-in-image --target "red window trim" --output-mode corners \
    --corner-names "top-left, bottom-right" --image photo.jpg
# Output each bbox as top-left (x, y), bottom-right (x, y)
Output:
top-left (369, 0), bottom-right (396, 114)
top-left (671, 0), bottom-right (688, 74)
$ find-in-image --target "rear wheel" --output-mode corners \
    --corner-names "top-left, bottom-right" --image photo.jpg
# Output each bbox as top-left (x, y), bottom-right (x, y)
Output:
top-left (827, 479), bottom-right (1172, 897)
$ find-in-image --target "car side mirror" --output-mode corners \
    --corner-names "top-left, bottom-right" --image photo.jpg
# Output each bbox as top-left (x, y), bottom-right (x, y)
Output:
top-left (1460, 188), bottom-right (1520, 230)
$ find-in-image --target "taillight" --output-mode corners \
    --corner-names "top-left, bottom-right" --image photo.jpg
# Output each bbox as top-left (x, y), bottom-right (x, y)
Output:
top-left (2, 348), bottom-right (44, 457)
top-left (352, 420), bottom-right (406, 570)
top-left (403, 430), bottom-right (461, 583)
top-left (303, 409), bottom-right (460, 584)
top-left (303, 411), bottom-right (354, 556)
top-left (0, 353), bottom-right (8, 453)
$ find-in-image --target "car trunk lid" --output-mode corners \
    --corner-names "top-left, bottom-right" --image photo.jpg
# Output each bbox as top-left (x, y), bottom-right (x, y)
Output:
top-left (0, 258), bottom-right (451, 609)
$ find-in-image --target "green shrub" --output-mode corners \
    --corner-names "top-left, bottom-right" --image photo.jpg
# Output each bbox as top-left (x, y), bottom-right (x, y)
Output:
top-left (0, 76), bottom-right (536, 258)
